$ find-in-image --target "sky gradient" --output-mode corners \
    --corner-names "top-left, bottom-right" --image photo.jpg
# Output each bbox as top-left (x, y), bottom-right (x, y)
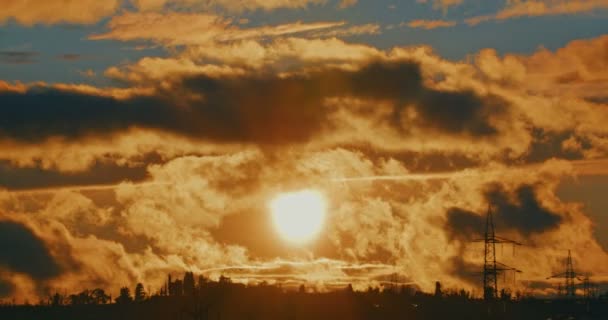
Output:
top-left (0, 0), bottom-right (608, 301)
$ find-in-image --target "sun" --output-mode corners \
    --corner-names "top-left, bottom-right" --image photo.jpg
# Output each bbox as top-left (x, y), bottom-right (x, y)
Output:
top-left (270, 190), bottom-right (327, 244)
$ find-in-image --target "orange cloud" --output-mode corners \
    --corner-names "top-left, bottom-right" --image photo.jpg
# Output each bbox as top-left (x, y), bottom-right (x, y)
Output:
top-left (3, 145), bottom-right (605, 300)
top-left (2, 30), bottom-right (608, 301)
top-left (0, 0), bottom-right (120, 25)
top-left (1, 34), bottom-right (606, 179)
top-left (406, 19), bottom-right (458, 29)
top-left (480, 34), bottom-right (608, 106)
top-left (0, 80), bottom-right (27, 93)
top-left (309, 23), bottom-right (381, 37)
top-left (467, 0), bottom-right (608, 25)
top-left (1, 59), bottom-right (517, 158)
top-left (472, 36), bottom-right (608, 159)
top-left (131, 0), bottom-right (327, 12)
top-left (3, 35), bottom-right (608, 174)
top-left (338, 0), bottom-right (358, 9)
top-left (183, 37), bottom-right (383, 70)
top-left (101, 36), bottom-right (384, 82)
top-left (90, 12), bottom-right (345, 46)
top-left (417, 0), bottom-right (464, 11)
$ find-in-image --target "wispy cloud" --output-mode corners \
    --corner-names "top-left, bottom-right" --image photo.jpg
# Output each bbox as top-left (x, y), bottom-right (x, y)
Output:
top-left (309, 23), bottom-right (381, 37)
top-left (467, 0), bottom-right (608, 25)
top-left (417, 0), bottom-right (464, 11)
top-left (132, 0), bottom-right (328, 13)
top-left (0, 0), bottom-right (120, 25)
top-left (405, 19), bottom-right (457, 29)
top-left (57, 53), bottom-right (83, 61)
top-left (338, 0), bottom-right (358, 9)
top-left (90, 12), bottom-right (345, 46)
top-left (0, 51), bottom-right (38, 64)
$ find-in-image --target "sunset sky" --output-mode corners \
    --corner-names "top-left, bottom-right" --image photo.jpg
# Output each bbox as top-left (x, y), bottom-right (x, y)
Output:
top-left (1, 0), bottom-right (608, 301)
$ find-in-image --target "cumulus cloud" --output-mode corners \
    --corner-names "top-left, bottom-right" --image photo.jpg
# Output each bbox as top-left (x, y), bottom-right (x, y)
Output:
top-left (0, 144), bottom-right (606, 300)
top-left (1, 24), bottom-right (608, 302)
top-left (472, 35), bottom-right (608, 160)
top-left (2, 35), bottom-right (608, 175)
top-left (1, 35), bottom-right (607, 179)
top-left (179, 37), bottom-right (383, 71)
top-left (0, 60), bottom-right (509, 146)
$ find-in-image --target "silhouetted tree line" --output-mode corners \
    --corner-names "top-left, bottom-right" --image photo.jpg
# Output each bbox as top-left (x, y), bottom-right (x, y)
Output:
top-left (1, 274), bottom-right (608, 319)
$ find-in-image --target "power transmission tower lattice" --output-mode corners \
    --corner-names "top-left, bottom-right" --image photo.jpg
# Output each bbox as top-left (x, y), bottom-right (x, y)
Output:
top-left (547, 250), bottom-right (584, 298)
top-left (474, 205), bottom-right (522, 301)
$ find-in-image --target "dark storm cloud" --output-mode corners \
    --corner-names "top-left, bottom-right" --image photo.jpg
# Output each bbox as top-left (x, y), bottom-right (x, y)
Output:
top-left (0, 221), bottom-right (62, 279)
top-left (446, 184), bottom-right (563, 239)
top-left (448, 255), bottom-right (482, 287)
top-left (0, 89), bottom-right (175, 142)
top-left (519, 129), bottom-right (591, 163)
top-left (445, 208), bottom-right (485, 240)
top-left (344, 147), bottom-right (482, 173)
top-left (0, 60), bottom-right (506, 144)
top-left (487, 184), bottom-right (563, 234)
top-left (0, 51), bottom-right (38, 64)
top-left (0, 159), bottom-right (151, 191)
top-left (585, 96), bottom-right (608, 104)
top-left (183, 61), bottom-right (505, 138)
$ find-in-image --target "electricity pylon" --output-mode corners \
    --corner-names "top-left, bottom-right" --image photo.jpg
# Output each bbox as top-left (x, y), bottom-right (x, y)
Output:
top-left (474, 204), bottom-right (522, 301)
top-left (547, 250), bottom-right (583, 298)
top-left (581, 274), bottom-right (599, 299)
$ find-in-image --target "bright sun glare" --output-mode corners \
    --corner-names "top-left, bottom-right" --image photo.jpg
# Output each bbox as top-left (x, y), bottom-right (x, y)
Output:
top-left (270, 190), bottom-right (327, 244)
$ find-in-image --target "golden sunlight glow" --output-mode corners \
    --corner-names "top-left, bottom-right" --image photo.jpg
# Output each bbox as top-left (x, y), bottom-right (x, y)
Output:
top-left (270, 190), bottom-right (327, 244)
